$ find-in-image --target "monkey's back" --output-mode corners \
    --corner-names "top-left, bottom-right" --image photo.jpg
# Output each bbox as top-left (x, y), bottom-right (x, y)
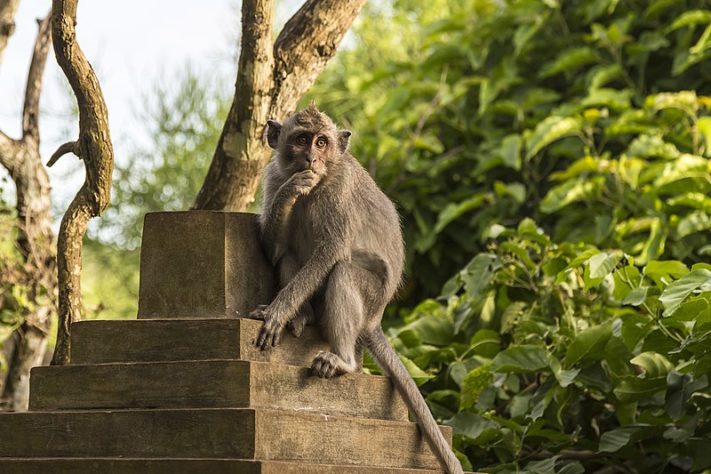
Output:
top-left (346, 154), bottom-right (405, 298)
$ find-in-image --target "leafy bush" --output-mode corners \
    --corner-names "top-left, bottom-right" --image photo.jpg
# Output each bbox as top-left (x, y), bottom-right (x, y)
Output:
top-left (386, 221), bottom-right (711, 472)
top-left (313, 0), bottom-right (711, 301)
top-left (313, 0), bottom-right (711, 471)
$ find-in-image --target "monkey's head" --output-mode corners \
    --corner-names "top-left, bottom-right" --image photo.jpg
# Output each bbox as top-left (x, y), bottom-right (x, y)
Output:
top-left (266, 103), bottom-right (351, 177)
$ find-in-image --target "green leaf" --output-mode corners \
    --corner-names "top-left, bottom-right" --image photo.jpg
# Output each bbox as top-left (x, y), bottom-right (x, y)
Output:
top-left (630, 352), bottom-right (674, 378)
top-left (564, 324), bottom-right (612, 367)
top-left (399, 354), bottom-right (434, 386)
top-left (460, 364), bottom-right (493, 410)
top-left (496, 134), bottom-right (522, 170)
top-left (677, 211), bottom-right (711, 238)
top-left (525, 116), bottom-right (582, 160)
top-left (586, 252), bottom-right (621, 280)
top-left (469, 329), bottom-right (501, 358)
top-left (447, 412), bottom-right (498, 441)
top-left (659, 269), bottom-right (711, 317)
top-left (491, 345), bottom-right (549, 373)
top-left (613, 376), bottom-right (666, 402)
top-left (539, 177), bottom-right (603, 214)
top-left (434, 193), bottom-right (489, 234)
top-left (539, 47), bottom-right (601, 78)
top-left (599, 426), bottom-right (644, 452)
top-left (461, 253), bottom-right (501, 299)
top-left (698, 116), bottom-right (711, 156)
top-left (667, 10), bottom-right (711, 32)
top-left (644, 260), bottom-right (690, 285)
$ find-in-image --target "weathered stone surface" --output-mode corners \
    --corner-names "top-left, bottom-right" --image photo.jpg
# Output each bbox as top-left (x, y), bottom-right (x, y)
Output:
top-left (29, 360), bottom-right (408, 421)
top-left (71, 318), bottom-right (329, 366)
top-left (138, 211), bottom-right (276, 319)
top-left (0, 408), bottom-right (451, 469)
top-left (0, 459), bottom-right (445, 474)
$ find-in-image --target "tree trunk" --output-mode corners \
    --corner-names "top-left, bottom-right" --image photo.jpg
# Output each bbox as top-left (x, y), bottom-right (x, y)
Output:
top-left (49, 0), bottom-right (114, 366)
top-left (193, 0), bottom-right (367, 211)
top-left (0, 12), bottom-right (55, 412)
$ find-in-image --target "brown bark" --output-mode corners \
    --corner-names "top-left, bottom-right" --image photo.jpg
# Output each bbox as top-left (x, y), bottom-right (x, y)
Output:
top-left (193, 0), bottom-right (367, 211)
top-left (0, 0), bottom-right (21, 66)
top-left (0, 13), bottom-right (55, 412)
top-left (49, 0), bottom-right (114, 366)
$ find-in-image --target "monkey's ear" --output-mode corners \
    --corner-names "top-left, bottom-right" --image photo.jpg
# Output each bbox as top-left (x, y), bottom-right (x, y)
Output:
top-left (338, 130), bottom-right (352, 153)
top-left (266, 120), bottom-right (282, 149)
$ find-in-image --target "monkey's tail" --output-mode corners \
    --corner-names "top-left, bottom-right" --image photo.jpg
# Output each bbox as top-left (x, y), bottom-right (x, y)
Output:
top-left (365, 328), bottom-right (463, 474)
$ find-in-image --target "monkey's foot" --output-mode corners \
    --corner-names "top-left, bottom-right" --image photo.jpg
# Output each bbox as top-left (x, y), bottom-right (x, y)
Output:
top-left (311, 351), bottom-right (354, 379)
top-left (247, 305), bottom-right (268, 320)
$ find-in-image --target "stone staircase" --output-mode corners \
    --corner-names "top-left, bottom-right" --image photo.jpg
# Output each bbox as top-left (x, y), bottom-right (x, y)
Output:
top-left (0, 212), bottom-right (453, 473)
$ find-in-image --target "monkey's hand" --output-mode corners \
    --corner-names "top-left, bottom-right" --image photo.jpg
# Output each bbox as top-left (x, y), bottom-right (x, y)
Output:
top-left (282, 169), bottom-right (321, 198)
top-left (254, 306), bottom-right (287, 350)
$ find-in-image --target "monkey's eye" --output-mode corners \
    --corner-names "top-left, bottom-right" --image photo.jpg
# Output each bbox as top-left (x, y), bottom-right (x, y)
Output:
top-left (296, 135), bottom-right (308, 146)
top-left (316, 137), bottom-right (328, 148)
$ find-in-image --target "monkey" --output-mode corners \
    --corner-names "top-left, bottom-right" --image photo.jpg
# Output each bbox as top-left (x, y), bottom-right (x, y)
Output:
top-left (248, 104), bottom-right (463, 474)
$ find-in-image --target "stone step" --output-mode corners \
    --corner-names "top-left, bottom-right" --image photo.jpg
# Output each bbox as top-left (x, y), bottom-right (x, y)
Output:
top-left (0, 459), bottom-right (445, 474)
top-left (0, 408), bottom-right (450, 470)
top-left (72, 318), bottom-right (328, 366)
top-left (29, 360), bottom-right (408, 421)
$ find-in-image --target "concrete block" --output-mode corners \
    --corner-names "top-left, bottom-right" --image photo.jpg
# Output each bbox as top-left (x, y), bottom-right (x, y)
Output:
top-left (137, 211), bottom-right (276, 319)
top-left (71, 318), bottom-right (329, 366)
top-left (29, 360), bottom-right (409, 421)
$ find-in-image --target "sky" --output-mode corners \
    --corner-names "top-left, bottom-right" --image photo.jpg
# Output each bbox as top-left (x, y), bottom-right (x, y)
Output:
top-left (0, 0), bottom-right (299, 214)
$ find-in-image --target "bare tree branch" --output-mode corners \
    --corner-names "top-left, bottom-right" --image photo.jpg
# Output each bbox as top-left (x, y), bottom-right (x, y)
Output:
top-left (22, 14), bottom-right (52, 140)
top-left (50, 0), bottom-right (114, 366)
top-left (0, 130), bottom-right (19, 172)
top-left (46, 140), bottom-right (78, 167)
top-left (0, 0), bottom-right (20, 67)
top-left (193, 0), bottom-right (366, 211)
top-left (270, 0), bottom-right (367, 118)
top-left (193, 0), bottom-right (275, 211)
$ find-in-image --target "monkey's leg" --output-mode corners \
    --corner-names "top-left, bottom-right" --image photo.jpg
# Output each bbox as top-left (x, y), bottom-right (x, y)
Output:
top-left (311, 262), bottom-right (380, 378)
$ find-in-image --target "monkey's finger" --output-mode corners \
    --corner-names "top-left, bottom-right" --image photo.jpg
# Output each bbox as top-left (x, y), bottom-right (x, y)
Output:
top-left (273, 327), bottom-right (283, 346)
top-left (311, 359), bottom-right (323, 377)
top-left (325, 363), bottom-right (337, 379)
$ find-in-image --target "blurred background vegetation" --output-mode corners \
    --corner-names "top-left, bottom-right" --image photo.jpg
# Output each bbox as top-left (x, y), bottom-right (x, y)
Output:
top-left (4, 0), bottom-right (711, 471)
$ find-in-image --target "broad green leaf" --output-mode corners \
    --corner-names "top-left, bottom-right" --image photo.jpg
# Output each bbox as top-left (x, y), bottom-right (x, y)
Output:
top-left (644, 260), bottom-right (690, 285)
top-left (646, 91), bottom-right (698, 116)
top-left (667, 10), bottom-right (711, 32)
top-left (460, 364), bottom-right (493, 410)
top-left (659, 269), bottom-right (711, 316)
top-left (599, 426), bottom-right (645, 452)
top-left (496, 134), bottom-right (522, 170)
top-left (621, 287), bottom-right (650, 306)
top-left (698, 116), bottom-right (711, 156)
top-left (395, 313), bottom-right (454, 346)
top-left (581, 87), bottom-right (632, 111)
top-left (399, 354), bottom-right (434, 386)
top-left (469, 329), bottom-right (501, 358)
top-left (434, 194), bottom-right (490, 234)
top-left (586, 252), bottom-right (621, 280)
top-left (564, 324), bottom-right (612, 367)
top-left (613, 376), bottom-right (666, 402)
top-left (491, 345), bottom-right (549, 373)
top-left (525, 116), bottom-right (582, 160)
top-left (447, 411), bottom-right (498, 441)
top-left (461, 253), bottom-right (501, 298)
top-left (539, 177), bottom-right (603, 213)
top-left (540, 47), bottom-right (601, 78)
top-left (677, 211), bottom-right (711, 238)
top-left (630, 352), bottom-right (674, 378)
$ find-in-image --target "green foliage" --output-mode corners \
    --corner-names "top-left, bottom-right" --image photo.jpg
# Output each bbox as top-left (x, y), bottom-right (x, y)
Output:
top-left (311, 0), bottom-right (711, 471)
top-left (312, 0), bottom-right (711, 302)
top-left (388, 222), bottom-right (711, 472)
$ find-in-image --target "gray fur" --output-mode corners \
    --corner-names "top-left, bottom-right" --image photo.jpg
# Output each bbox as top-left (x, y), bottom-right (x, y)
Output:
top-left (252, 106), bottom-right (463, 474)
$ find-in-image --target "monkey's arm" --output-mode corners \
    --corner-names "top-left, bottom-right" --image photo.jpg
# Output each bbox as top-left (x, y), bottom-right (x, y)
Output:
top-left (260, 169), bottom-right (320, 264)
top-left (256, 215), bottom-right (351, 349)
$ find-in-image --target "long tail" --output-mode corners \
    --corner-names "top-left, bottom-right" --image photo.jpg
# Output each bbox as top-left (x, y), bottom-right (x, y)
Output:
top-left (365, 328), bottom-right (463, 474)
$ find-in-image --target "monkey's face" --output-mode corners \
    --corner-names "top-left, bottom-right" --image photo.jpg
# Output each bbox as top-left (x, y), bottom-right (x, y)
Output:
top-left (281, 129), bottom-right (337, 176)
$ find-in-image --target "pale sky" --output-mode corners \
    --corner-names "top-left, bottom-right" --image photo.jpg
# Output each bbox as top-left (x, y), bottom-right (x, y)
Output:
top-left (0, 0), bottom-right (299, 213)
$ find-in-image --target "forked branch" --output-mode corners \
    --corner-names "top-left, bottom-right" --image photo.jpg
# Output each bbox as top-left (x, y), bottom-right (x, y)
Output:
top-left (50, 0), bottom-right (114, 366)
